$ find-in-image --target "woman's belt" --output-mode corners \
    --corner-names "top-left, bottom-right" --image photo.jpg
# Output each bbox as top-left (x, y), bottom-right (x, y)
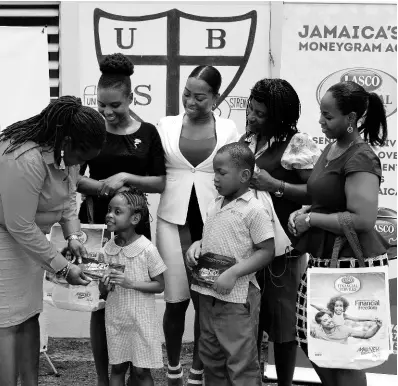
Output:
top-left (308, 253), bottom-right (388, 268)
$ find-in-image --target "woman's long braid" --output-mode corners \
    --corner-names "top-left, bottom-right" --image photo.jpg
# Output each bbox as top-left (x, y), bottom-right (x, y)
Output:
top-left (246, 78), bottom-right (301, 144)
top-left (0, 96), bottom-right (106, 154)
top-left (119, 188), bottom-right (150, 233)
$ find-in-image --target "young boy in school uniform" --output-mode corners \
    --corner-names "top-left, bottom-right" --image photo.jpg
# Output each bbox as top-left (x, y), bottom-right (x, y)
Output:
top-left (186, 142), bottom-right (275, 386)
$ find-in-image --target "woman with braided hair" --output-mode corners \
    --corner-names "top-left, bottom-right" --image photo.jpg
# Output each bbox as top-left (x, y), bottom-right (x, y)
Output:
top-left (100, 188), bottom-right (167, 386)
top-left (76, 53), bottom-right (166, 386)
top-left (0, 96), bottom-right (106, 386)
top-left (240, 78), bottom-right (321, 386)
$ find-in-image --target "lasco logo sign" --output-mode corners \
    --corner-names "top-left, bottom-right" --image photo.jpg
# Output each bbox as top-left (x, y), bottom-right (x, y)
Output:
top-left (93, 8), bottom-right (257, 121)
top-left (316, 67), bottom-right (397, 117)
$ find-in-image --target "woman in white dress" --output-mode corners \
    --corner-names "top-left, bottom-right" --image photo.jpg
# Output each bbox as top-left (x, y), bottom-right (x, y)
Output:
top-left (156, 65), bottom-right (238, 385)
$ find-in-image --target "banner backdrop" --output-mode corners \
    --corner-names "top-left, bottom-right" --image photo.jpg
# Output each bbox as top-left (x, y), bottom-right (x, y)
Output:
top-left (0, 27), bottom-right (50, 130)
top-left (280, 2), bottom-right (397, 379)
top-left (77, 1), bottom-right (271, 237)
top-left (78, 1), bottom-right (270, 132)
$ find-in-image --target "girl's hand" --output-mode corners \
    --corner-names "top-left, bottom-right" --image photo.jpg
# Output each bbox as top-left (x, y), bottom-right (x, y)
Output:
top-left (99, 279), bottom-right (111, 296)
top-left (99, 173), bottom-right (127, 197)
top-left (293, 213), bottom-right (311, 237)
top-left (108, 269), bottom-right (132, 289)
top-left (186, 241), bottom-right (202, 270)
top-left (68, 239), bottom-right (88, 264)
top-left (249, 169), bottom-right (279, 193)
top-left (212, 269), bottom-right (238, 296)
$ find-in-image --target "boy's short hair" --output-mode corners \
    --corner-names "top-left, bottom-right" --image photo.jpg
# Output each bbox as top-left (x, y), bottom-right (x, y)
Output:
top-left (217, 142), bottom-right (255, 176)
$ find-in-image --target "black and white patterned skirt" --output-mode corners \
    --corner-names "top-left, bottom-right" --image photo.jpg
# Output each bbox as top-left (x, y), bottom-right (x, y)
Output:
top-left (295, 253), bottom-right (389, 351)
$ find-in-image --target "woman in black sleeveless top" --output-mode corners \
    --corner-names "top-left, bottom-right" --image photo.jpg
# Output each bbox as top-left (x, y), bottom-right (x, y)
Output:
top-left (77, 53), bottom-right (165, 386)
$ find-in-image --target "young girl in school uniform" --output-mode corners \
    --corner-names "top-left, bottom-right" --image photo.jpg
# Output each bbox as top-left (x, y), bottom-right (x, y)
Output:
top-left (101, 188), bottom-right (167, 386)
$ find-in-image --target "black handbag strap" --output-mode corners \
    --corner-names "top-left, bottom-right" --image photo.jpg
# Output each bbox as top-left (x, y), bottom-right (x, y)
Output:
top-left (331, 212), bottom-right (366, 268)
top-left (86, 196), bottom-right (95, 225)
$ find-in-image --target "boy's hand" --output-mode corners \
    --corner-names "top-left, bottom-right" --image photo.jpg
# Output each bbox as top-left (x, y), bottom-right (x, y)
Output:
top-left (212, 269), bottom-right (238, 296)
top-left (186, 240), bottom-right (202, 270)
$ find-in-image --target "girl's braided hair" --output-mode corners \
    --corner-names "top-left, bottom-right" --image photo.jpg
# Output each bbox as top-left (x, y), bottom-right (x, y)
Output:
top-left (117, 188), bottom-right (150, 234)
top-left (246, 78), bottom-right (301, 144)
top-left (0, 96), bottom-right (106, 155)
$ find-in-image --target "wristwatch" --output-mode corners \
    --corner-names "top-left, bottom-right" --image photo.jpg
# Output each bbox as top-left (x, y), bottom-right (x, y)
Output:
top-left (305, 212), bottom-right (312, 228)
top-left (274, 180), bottom-right (285, 198)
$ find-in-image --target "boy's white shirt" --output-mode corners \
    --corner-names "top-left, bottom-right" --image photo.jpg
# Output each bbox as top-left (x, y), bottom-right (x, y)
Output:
top-left (251, 186), bottom-right (292, 256)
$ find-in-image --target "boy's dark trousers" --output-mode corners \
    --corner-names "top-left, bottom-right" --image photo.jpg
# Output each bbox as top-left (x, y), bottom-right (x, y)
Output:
top-left (197, 283), bottom-right (262, 386)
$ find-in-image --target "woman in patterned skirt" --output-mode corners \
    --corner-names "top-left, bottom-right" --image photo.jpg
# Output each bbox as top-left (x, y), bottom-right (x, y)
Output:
top-left (241, 78), bottom-right (321, 386)
top-left (289, 80), bottom-right (389, 386)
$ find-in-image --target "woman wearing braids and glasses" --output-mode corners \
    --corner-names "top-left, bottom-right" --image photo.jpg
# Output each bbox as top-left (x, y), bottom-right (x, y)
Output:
top-left (0, 96), bottom-right (106, 386)
top-left (240, 79), bottom-right (321, 386)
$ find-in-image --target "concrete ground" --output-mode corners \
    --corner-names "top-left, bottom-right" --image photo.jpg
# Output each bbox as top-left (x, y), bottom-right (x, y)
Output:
top-left (44, 296), bottom-right (195, 341)
top-left (42, 300), bottom-right (396, 386)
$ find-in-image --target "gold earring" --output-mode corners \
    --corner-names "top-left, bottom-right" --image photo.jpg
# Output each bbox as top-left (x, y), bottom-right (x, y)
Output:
top-left (59, 149), bottom-right (65, 170)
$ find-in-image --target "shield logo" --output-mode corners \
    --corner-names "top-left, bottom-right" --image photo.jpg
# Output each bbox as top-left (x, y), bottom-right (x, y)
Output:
top-left (93, 8), bottom-right (257, 121)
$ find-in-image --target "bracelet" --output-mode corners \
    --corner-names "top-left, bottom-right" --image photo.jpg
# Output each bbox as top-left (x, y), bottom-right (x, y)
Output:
top-left (274, 180), bottom-right (286, 198)
top-left (65, 261), bottom-right (72, 278)
top-left (67, 234), bottom-right (80, 242)
top-left (57, 262), bottom-right (71, 278)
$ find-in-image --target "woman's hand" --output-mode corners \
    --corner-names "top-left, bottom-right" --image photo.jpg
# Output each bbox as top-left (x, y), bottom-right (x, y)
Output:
top-left (186, 241), bottom-right (202, 269)
top-left (66, 264), bottom-right (92, 286)
top-left (99, 173), bottom-right (127, 197)
top-left (293, 213), bottom-right (311, 237)
top-left (212, 269), bottom-right (238, 296)
top-left (68, 239), bottom-right (88, 264)
top-left (288, 206), bottom-right (311, 236)
top-left (249, 169), bottom-right (279, 193)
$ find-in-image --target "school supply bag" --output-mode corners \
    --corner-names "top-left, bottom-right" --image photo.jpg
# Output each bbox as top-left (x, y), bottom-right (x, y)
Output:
top-left (50, 280), bottom-right (105, 312)
top-left (192, 252), bottom-right (236, 288)
top-left (307, 212), bottom-right (393, 370)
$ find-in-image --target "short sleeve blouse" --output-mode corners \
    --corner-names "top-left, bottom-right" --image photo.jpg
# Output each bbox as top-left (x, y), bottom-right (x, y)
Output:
top-left (294, 142), bottom-right (388, 258)
top-left (79, 122), bottom-right (166, 228)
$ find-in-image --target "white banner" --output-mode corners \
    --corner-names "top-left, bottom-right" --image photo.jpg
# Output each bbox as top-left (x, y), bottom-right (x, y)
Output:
top-left (78, 2), bottom-right (271, 135)
top-left (77, 2), bottom-right (271, 238)
top-left (0, 25), bottom-right (50, 352)
top-left (280, 2), bottom-right (397, 378)
top-left (0, 27), bottom-right (50, 130)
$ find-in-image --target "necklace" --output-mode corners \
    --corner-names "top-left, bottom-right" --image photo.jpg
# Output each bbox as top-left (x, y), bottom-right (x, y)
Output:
top-left (325, 136), bottom-right (362, 168)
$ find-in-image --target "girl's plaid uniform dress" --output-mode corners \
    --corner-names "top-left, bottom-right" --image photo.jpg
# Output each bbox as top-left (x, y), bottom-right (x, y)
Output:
top-left (103, 236), bottom-right (167, 368)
